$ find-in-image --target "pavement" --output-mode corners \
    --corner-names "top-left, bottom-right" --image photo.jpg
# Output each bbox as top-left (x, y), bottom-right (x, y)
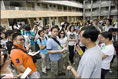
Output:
top-left (36, 54), bottom-right (118, 79)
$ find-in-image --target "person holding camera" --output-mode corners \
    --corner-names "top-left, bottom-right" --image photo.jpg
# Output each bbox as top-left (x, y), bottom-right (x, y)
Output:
top-left (10, 33), bottom-right (40, 78)
top-left (22, 24), bottom-right (35, 52)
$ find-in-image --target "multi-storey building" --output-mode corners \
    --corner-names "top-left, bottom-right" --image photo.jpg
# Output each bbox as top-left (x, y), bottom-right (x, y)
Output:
top-left (1, 0), bottom-right (117, 28)
top-left (1, 0), bottom-right (83, 28)
top-left (83, 0), bottom-right (117, 20)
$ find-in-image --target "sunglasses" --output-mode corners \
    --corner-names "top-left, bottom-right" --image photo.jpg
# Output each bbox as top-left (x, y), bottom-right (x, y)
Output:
top-left (60, 33), bottom-right (64, 34)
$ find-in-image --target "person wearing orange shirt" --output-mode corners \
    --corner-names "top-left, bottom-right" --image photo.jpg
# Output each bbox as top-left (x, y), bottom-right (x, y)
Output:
top-left (10, 33), bottom-right (40, 78)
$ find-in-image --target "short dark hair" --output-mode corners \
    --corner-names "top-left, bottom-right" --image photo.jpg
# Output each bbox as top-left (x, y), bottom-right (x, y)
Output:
top-left (12, 33), bottom-right (22, 41)
top-left (69, 25), bottom-right (75, 32)
top-left (58, 29), bottom-right (66, 38)
top-left (0, 27), bottom-right (5, 33)
top-left (14, 29), bottom-right (21, 33)
top-left (101, 32), bottom-right (112, 40)
top-left (81, 26), bottom-right (100, 42)
top-left (24, 24), bottom-right (31, 31)
top-left (38, 30), bottom-right (44, 36)
top-left (108, 28), bottom-right (118, 32)
top-left (51, 25), bottom-right (60, 32)
top-left (42, 26), bottom-right (49, 30)
top-left (6, 30), bottom-right (14, 36)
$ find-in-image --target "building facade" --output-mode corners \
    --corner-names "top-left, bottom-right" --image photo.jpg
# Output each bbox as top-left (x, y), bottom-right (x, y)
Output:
top-left (1, 0), bottom-right (83, 28)
top-left (83, 0), bottom-right (117, 20)
top-left (0, 0), bottom-right (117, 28)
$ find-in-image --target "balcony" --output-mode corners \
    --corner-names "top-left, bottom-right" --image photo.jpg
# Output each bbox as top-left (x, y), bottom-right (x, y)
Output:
top-left (101, 1), bottom-right (111, 7)
top-left (111, 9), bottom-right (117, 15)
top-left (5, 6), bottom-right (35, 10)
top-left (39, 1), bottom-right (83, 8)
top-left (92, 11), bottom-right (99, 16)
top-left (101, 10), bottom-right (109, 16)
top-left (93, 1), bottom-right (100, 8)
top-left (85, 1), bottom-right (112, 9)
top-left (85, 4), bottom-right (91, 9)
top-left (85, 11), bottom-right (98, 16)
top-left (85, 12), bottom-right (91, 16)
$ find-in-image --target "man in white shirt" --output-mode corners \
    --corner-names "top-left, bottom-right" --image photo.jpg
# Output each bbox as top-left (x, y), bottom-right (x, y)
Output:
top-left (99, 32), bottom-right (115, 79)
top-left (67, 26), bottom-right (102, 79)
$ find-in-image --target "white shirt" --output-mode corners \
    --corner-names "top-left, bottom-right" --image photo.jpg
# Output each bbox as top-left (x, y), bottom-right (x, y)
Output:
top-left (13, 24), bottom-right (20, 30)
top-left (101, 44), bottom-right (115, 70)
top-left (77, 45), bottom-right (102, 78)
top-left (1, 39), bottom-right (8, 48)
top-left (103, 25), bottom-right (113, 31)
top-left (114, 22), bottom-right (117, 28)
top-left (59, 37), bottom-right (67, 47)
top-left (23, 35), bottom-right (30, 48)
top-left (67, 31), bottom-right (77, 46)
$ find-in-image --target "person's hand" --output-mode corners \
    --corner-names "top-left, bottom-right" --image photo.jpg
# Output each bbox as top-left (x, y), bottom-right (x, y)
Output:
top-left (58, 49), bottom-right (64, 53)
top-left (17, 73), bottom-right (22, 78)
top-left (28, 42), bottom-right (31, 48)
top-left (67, 66), bottom-right (73, 70)
top-left (30, 36), bottom-right (35, 39)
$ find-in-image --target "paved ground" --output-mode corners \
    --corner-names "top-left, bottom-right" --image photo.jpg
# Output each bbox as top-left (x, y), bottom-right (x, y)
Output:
top-left (37, 53), bottom-right (118, 79)
top-left (106, 56), bottom-right (118, 79)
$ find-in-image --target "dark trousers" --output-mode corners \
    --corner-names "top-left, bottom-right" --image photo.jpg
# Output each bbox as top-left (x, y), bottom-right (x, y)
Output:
top-left (101, 69), bottom-right (109, 79)
top-left (68, 45), bottom-right (74, 64)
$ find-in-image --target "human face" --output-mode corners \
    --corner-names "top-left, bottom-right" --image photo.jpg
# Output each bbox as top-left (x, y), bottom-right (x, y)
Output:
top-left (60, 31), bottom-right (64, 37)
top-left (51, 28), bottom-right (58, 38)
top-left (45, 28), bottom-right (49, 34)
top-left (1, 33), bottom-right (5, 39)
top-left (15, 35), bottom-right (25, 46)
top-left (71, 26), bottom-right (75, 32)
top-left (40, 31), bottom-right (44, 37)
top-left (99, 34), bottom-right (106, 43)
top-left (106, 20), bottom-right (110, 26)
top-left (80, 31), bottom-right (87, 46)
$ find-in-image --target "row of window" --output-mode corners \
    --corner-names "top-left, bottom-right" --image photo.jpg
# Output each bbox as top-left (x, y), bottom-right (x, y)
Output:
top-left (3, 1), bottom-right (83, 12)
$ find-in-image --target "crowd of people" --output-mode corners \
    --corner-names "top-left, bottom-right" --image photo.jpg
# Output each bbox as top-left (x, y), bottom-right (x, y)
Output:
top-left (0, 18), bottom-right (118, 79)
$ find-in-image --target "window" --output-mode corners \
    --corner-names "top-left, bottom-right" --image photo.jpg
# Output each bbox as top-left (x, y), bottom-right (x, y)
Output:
top-left (58, 5), bottom-right (62, 10)
top-left (42, 3), bottom-right (48, 8)
top-left (53, 5), bottom-right (55, 7)
top-left (50, 4), bottom-right (52, 7)
top-left (37, 3), bottom-right (40, 6)
top-left (64, 6), bottom-right (67, 11)
top-left (39, 18), bottom-right (42, 20)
